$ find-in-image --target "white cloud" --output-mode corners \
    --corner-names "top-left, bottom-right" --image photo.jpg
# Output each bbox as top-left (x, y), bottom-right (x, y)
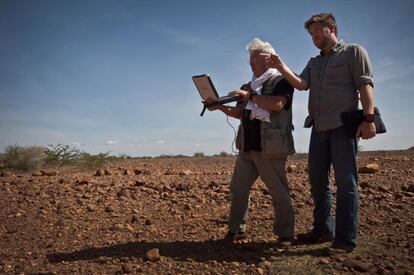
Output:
top-left (71, 142), bottom-right (81, 147)
top-left (106, 140), bottom-right (119, 145)
top-left (155, 140), bottom-right (165, 144)
top-left (375, 57), bottom-right (414, 84)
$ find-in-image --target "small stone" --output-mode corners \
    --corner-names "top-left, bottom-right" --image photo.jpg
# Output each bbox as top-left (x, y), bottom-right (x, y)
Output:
top-left (117, 188), bottom-right (128, 198)
top-left (121, 263), bottom-right (132, 273)
top-left (360, 181), bottom-right (370, 189)
top-left (145, 248), bottom-right (160, 262)
top-left (131, 215), bottom-right (139, 223)
top-left (343, 259), bottom-right (371, 272)
top-left (95, 169), bottom-right (104, 176)
top-left (134, 169), bottom-right (142, 175)
top-left (122, 169), bottom-right (130, 176)
top-left (260, 260), bottom-right (272, 269)
top-left (286, 164), bottom-right (297, 173)
top-left (406, 184), bottom-right (414, 193)
top-left (1, 171), bottom-right (13, 177)
top-left (41, 170), bottom-right (58, 176)
top-left (320, 258), bottom-right (330, 264)
top-left (358, 163), bottom-right (379, 174)
top-left (112, 223), bottom-right (124, 231)
top-left (125, 224), bottom-right (134, 232)
top-left (105, 206), bottom-right (114, 213)
top-left (32, 172), bottom-right (43, 177)
top-left (87, 204), bottom-right (97, 212)
top-left (104, 169), bottom-right (111, 175)
top-left (179, 170), bottom-right (192, 176)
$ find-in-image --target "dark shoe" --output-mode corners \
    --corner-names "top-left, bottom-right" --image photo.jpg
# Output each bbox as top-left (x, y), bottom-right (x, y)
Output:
top-left (221, 231), bottom-right (247, 243)
top-left (276, 237), bottom-right (294, 248)
top-left (296, 231), bottom-right (333, 244)
top-left (326, 245), bottom-right (354, 255)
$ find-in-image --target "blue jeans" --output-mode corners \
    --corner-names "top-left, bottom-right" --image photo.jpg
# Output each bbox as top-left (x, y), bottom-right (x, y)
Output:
top-left (308, 126), bottom-right (358, 249)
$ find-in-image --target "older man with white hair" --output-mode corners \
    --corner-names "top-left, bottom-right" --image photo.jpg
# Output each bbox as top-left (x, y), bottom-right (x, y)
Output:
top-left (210, 38), bottom-right (296, 246)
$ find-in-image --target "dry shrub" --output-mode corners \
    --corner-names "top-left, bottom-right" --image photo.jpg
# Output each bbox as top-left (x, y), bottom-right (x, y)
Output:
top-left (1, 144), bottom-right (45, 171)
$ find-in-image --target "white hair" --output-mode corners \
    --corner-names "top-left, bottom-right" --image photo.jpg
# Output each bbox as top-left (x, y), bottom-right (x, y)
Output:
top-left (246, 38), bottom-right (276, 55)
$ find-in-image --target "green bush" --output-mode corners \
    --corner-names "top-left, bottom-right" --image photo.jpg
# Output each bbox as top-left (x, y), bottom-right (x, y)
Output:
top-left (44, 144), bottom-right (111, 170)
top-left (1, 144), bottom-right (45, 171)
top-left (44, 144), bottom-right (82, 166)
top-left (77, 152), bottom-right (110, 170)
top-left (216, 151), bottom-right (230, 157)
top-left (193, 152), bottom-right (205, 157)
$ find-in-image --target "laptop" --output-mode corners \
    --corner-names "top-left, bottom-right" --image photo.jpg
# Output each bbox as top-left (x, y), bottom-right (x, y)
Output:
top-left (192, 74), bottom-right (241, 116)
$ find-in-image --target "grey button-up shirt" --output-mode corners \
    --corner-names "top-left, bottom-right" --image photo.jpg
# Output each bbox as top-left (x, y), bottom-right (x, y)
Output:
top-left (300, 40), bottom-right (374, 132)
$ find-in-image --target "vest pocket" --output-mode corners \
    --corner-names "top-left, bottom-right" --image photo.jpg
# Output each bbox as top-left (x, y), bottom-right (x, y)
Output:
top-left (262, 128), bottom-right (291, 157)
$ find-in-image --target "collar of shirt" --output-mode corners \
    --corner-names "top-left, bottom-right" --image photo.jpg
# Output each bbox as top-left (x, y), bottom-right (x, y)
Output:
top-left (320, 39), bottom-right (345, 56)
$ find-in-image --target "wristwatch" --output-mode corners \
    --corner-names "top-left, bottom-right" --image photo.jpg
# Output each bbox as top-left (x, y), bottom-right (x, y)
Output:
top-left (363, 114), bottom-right (375, 123)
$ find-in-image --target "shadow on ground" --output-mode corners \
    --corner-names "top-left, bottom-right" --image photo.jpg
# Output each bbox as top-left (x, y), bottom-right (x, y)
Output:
top-left (47, 239), bottom-right (328, 265)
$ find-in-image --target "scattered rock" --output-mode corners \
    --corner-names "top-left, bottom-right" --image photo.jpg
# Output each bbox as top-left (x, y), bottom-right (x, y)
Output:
top-left (32, 171), bottom-right (43, 177)
top-left (105, 206), bottom-right (115, 213)
top-left (135, 180), bottom-right (146, 187)
top-left (319, 258), bottom-right (330, 265)
top-left (131, 215), bottom-right (139, 223)
top-left (1, 172), bottom-right (13, 177)
top-left (343, 259), bottom-right (371, 272)
top-left (406, 184), bottom-right (414, 193)
top-left (121, 263), bottom-right (132, 273)
top-left (358, 163), bottom-right (379, 174)
top-left (179, 170), bottom-right (192, 176)
top-left (360, 181), bottom-right (370, 189)
top-left (41, 170), bottom-right (58, 176)
top-left (145, 248), bottom-right (160, 262)
top-left (87, 204), bottom-right (97, 212)
top-left (95, 169), bottom-right (104, 176)
top-left (287, 164), bottom-right (297, 173)
top-left (260, 260), bottom-right (272, 269)
top-left (175, 183), bottom-right (190, 192)
top-left (112, 223), bottom-right (124, 231)
top-left (117, 188), bottom-right (128, 198)
top-left (77, 180), bottom-right (89, 185)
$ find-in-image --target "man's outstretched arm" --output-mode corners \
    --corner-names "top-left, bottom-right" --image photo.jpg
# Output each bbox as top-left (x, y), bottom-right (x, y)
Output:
top-left (264, 53), bottom-right (309, 91)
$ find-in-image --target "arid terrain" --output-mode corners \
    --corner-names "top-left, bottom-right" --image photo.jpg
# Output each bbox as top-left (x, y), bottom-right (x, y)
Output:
top-left (1, 150), bottom-right (413, 274)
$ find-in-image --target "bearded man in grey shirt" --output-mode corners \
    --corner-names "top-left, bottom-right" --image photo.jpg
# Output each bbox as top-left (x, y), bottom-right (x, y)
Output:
top-left (265, 12), bottom-right (376, 254)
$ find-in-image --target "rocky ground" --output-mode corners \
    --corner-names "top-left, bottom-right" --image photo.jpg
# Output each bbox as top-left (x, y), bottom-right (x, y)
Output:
top-left (0, 150), bottom-right (413, 274)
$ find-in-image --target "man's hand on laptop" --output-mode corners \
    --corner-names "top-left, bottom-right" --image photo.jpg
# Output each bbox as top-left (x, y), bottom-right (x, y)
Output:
top-left (229, 89), bottom-right (250, 102)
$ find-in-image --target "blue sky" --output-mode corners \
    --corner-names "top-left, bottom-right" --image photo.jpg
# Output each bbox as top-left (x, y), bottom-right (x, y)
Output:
top-left (1, 0), bottom-right (413, 156)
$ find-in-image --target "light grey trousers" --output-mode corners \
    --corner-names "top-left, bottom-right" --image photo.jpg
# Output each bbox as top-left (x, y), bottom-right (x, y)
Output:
top-left (228, 151), bottom-right (295, 238)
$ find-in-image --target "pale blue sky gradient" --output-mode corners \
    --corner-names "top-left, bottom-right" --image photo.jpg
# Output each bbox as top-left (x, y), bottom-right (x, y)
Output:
top-left (1, 0), bottom-right (413, 156)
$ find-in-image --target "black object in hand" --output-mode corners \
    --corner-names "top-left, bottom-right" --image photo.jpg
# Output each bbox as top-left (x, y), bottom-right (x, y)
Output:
top-left (341, 107), bottom-right (386, 138)
top-left (203, 95), bottom-right (242, 108)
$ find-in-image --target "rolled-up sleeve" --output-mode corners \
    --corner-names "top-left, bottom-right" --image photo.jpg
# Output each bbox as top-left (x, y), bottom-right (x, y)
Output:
top-left (351, 45), bottom-right (374, 89)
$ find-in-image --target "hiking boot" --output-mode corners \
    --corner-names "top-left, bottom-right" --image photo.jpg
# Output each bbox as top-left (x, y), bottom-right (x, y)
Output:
top-left (296, 231), bottom-right (333, 244)
top-left (221, 231), bottom-right (247, 243)
top-left (276, 237), bottom-right (294, 248)
top-left (326, 242), bottom-right (354, 255)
